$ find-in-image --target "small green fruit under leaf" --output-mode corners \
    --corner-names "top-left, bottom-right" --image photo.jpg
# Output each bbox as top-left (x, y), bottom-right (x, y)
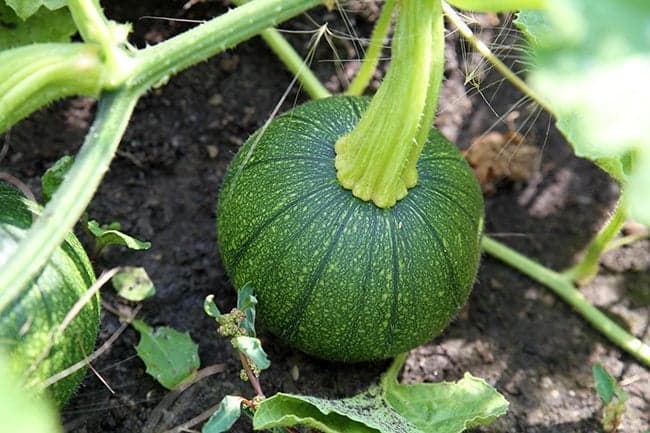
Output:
top-left (0, 182), bottom-right (100, 406)
top-left (217, 97), bottom-right (484, 362)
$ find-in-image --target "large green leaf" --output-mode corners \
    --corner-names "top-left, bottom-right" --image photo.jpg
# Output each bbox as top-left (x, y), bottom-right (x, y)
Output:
top-left (516, 0), bottom-right (650, 224)
top-left (0, 3), bottom-right (76, 49)
top-left (5, 0), bottom-right (67, 19)
top-left (253, 354), bottom-right (508, 433)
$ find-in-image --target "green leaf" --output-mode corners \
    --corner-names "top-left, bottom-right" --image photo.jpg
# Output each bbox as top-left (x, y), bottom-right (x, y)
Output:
top-left (593, 363), bottom-right (616, 404)
top-left (253, 354), bottom-right (508, 433)
top-left (446, 0), bottom-right (545, 12)
top-left (87, 219), bottom-right (151, 251)
top-left (133, 320), bottom-right (200, 390)
top-left (0, 3), bottom-right (76, 49)
top-left (111, 267), bottom-right (156, 301)
top-left (5, 0), bottom-right (67, 19)
top-left (237, 283), bottom-right (257, 337)
top-left (516, 0), bottom-right (650, 224)
top-left (0, 353), bottom-right (63, 433)
top-left (204, 294), bottom-right (222, 318)
top-left (233, 336), bottom-right (270, 371)
top-left (202, 395), bottom-right (244, 433)
top-left (41, 155), bottom-right (73, 203)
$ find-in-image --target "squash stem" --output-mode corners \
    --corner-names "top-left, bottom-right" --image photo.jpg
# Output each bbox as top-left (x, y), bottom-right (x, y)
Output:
top-left (334, 0), bottom-right (445, 208)
top-left (346, 0), bottom-right (397, 96)
top-left (563, 199), bottom-right (628, 285)
top-left (481, 236), bottom-right (650, 367)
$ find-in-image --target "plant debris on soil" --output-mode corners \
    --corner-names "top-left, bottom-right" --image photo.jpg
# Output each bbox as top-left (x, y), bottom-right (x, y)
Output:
top-left (2, 2), bottom-right (648, 432)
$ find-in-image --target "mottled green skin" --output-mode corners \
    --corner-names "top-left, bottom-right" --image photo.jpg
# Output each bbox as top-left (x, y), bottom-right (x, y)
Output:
top-left (217, 97), bottom-right (483, 362)
top-left (0, 183), bottom-right (100, 406)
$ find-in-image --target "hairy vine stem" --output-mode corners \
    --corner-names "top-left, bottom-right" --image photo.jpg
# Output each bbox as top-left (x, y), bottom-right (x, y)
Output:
top-left (0, 0), bottom-right (324, 313)
top-left (482, 236), bottom-right (650, 367)
top-left (0, 90), bottom-right (140, 312)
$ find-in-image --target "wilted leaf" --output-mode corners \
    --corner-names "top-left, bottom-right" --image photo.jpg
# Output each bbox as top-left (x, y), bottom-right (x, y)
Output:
top-left (87, 220), bottom-right (151, 251)
top-left (41, 155), bottom-right (73, 203)
top-left (233, 336), bottom-right (270, 371)
top-left (111, 267), bottom-right (156, 301)
top-left (133, 320), bottom-right (200, 390)
top-left (465, 130), bottom-right (539, 192)
top-left (253, 353), bottom-right (507, 433)
top-left (202, 395), bottom-right (244, 433)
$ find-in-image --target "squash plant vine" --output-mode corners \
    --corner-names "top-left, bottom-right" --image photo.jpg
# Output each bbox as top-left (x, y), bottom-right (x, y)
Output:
top-left (1, 0), bottom-right (649, 431)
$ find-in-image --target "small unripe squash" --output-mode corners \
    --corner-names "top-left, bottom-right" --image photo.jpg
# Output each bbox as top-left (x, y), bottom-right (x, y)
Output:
top-left (217, 96), bottom-right (483, 362)
top-left (0, 183), bottom-right (100, 405)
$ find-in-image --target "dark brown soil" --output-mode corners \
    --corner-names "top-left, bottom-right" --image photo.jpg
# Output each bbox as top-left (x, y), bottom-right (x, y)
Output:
top-left (3, 2), bottom-right (649, 432)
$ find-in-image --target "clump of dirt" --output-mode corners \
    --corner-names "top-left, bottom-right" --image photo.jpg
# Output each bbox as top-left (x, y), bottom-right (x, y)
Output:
top-left (2, 2), bottom-right (648, 433)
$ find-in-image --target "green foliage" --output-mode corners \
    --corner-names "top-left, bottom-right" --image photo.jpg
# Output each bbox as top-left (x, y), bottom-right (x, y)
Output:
top-left (5, 0), bottom-right (67, 20)
top-left (446, 0), bottom-right (545, 12)
top-left (253, 354), bottom-right (508, 433)
top-left (593, 363), bottom-right (629, 432)
top-left (0, 2), bottom-right (76, 49)
top-left (133, 320), bottom-right (200, 390)
top-left (232, 336), bottom-right (270, 371)
top-left (204, 294), bottom-right (222, 318)
top-left (0, 354), bottom-right (63, 433)
top-left (516, 0), bottom-right (650, 224)
top-left (41, 155), bottom-right (73, 203)
top-left (202, 395), bottom-right (244, 433)
top-left (87, 219), bottom-right (151, 251)
top-left (111, 267), bottom-right (156, 301)
top-left (236, 283), bottom-right (257, 337)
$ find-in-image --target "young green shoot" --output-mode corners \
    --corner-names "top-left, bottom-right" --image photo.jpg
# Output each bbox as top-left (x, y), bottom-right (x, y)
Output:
top-left (564, 200), bottom-right (629, 285)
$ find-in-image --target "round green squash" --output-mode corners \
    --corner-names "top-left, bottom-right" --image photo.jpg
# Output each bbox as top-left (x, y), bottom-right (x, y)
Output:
top-left (217, 96), bottom-right (483, 362)
top-left (0, 182), bottom-right (100, 406)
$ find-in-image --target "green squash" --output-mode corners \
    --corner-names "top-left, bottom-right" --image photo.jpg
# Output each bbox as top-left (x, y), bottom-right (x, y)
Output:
top-left (0, 182), bottom-right (100, 405)
top-left (217, 96), bottom-right (483, 362)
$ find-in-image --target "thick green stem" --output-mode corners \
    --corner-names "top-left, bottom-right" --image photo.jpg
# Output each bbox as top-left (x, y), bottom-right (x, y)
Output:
top-left (482, 236), bottom-right (650, 367)
top-left (564, 199), bottom-right (629, 285)
top-left (0, 90), bottom-right (140, 313)
top-left (130, 0), bottom-right (323, 92)
top-left (346, 0), bottom-right (397, 96)
top-left (0, 43), bottom-right (103, 133)
top-left (66, 0), bottom-right (134, 87)
top-left (257, 28), bottom-right (330, 99)
top-left (231, 0), bottom-right (330, 100)
top-left (335, 0), bottom-right (445, 208)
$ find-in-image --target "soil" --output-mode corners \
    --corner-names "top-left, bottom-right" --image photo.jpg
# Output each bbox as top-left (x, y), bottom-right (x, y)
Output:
top-left (3, 1), bottom-right (649, 432)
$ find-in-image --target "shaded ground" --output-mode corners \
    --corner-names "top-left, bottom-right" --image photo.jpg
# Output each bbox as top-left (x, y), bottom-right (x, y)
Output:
top-left (3, 2), bottom-right (649, 432)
